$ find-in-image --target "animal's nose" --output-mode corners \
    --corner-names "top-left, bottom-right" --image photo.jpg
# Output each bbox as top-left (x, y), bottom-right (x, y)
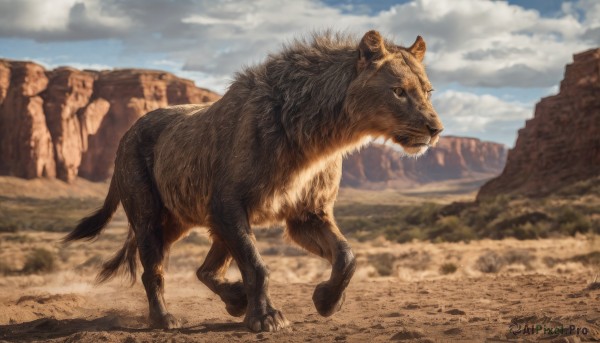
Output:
top-left (427, 124), bottom-right (443, 136)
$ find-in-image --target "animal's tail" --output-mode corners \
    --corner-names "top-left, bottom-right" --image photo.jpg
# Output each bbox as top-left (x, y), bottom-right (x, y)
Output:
top-left (96, 228), bottom-right (138, 284)
top-left (64, 175), bottom-right (120, 242)
top-left (63, 175), bottom-right (138, 283)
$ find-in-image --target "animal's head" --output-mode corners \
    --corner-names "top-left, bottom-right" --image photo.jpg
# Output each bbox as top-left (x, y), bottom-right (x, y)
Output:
top-left (345, 30), bottom-right (444, 156)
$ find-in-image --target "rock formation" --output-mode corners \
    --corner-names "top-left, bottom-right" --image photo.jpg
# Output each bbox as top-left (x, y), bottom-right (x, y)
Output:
top-left (341, 136), bottom-right (507, 189)
top-left (0, 61), bottom-right (56, 179)
top-left (43, 68), bottom-right (95, 181)
top-left (478, 48), bottom-right (600, 198)
top-left (0, 59), bottom-right (220, 182)
top-left (79, 69), bottom-right (220, 180)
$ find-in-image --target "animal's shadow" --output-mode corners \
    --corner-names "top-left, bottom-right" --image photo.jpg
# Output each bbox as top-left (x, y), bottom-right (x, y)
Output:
top-left (0, 314), bottom-right (244, 341)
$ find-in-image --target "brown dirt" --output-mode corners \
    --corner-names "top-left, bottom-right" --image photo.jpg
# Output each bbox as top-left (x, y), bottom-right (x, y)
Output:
top-left (1, 226), bottom-right (599, 343)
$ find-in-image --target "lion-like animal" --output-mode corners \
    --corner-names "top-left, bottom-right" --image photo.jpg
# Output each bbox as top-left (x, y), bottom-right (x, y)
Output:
top-left (64, 30), bottom-right (443, 332)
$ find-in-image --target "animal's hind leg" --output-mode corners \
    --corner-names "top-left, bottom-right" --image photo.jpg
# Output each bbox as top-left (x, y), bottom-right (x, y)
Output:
top-left (120, 191), bottom-right (179, 329)
top-left (137, 220), bottom-right (180, 329)
top-left (286, 211), bottom-right (356, 317)
top-left (196, 238), bottom-right (247, 317)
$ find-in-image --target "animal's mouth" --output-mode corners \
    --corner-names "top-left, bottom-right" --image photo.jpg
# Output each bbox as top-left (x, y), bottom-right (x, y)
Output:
top-left (393, 135), bottom-right (430, 147)
top-left (392, 135), bottom-right (432, 155)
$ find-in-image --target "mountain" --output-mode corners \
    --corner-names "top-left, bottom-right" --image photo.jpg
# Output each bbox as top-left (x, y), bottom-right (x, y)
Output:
top-left (478, 48), bottom-right (600, 199)
top-left (0, 60), bottom-right (220, 182)
top-left (341, 136), bottom-right (507, 189)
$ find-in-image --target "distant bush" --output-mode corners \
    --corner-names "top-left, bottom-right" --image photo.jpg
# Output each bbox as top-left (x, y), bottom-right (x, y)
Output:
top-left (503, 249), bottom-right (535, 269)
top-left (0, 224), bottom-right (18, 233)
top-left (467, 195), bottom-right (511, 230)
top-left (397, 250), bottom-right (431, 271)
top-left (368, 253), bottom-right (396, 276)
top-left (330, 186), bottom-right (600, 243)
top-left (181, 231), bottom-right (211, 246)
top-left (384, 225), bottom-right (426, 243)
top-left (555, 176), bottom-right (600, 197)
top-left (0, 260), bottom-right (11, 275)
top-left (439, 262), bottom-right (458, 275)
top-left (475, 251), bottom-right (505, 273)
top-left (555, 207), bottom-right (591, 235)
top-left (404, 202), bottom-right (440, 227)
top-left (569, 251), bottom-right (600, 266)
top-left (2, 234), bottom-right (32, 244)
top-left (542, 256), bottom-right (559, 267)
top-left (0, 196), bottom-right (102, 232)
top-left (76, 254), bottom-right (103, 271)
top-left (430, 215), bottom-right (475, 242)
top-left (22, 248), bottom-right (56, 274)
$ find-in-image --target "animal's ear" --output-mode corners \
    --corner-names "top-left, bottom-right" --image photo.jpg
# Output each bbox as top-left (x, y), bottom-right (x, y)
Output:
top-left (408, 36), bottom-right (426, 62)
top-left (358, 30), bottom-right (388, 71)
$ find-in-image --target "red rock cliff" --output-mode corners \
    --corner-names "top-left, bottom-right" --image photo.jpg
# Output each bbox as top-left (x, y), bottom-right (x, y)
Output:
top-left (0, 61), bottom-right (56, 179)
top-left (0, 60), bottom-right (220, 182)
top-left (341, 136), bottom-right (507, 189)
top-left (478, 48), bottom-right (600, 198)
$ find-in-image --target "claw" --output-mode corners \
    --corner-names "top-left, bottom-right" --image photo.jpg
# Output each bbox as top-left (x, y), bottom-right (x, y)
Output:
top-left (244, 308), bottom-right (289, 332)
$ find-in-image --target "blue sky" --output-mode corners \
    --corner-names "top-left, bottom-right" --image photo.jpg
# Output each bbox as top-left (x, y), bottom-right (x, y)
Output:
top-left (0, 0), bottom-right (598, 146)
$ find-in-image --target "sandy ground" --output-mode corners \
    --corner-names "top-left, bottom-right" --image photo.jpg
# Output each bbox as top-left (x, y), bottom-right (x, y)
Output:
top-left (1, 224), bottom-right (599, 343)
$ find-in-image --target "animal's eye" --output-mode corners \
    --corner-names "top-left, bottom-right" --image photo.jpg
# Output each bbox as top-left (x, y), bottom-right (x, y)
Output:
top-left (392, 87), bottom-right (405, 98)
top-left (426, 89), bottom-right (434, 99)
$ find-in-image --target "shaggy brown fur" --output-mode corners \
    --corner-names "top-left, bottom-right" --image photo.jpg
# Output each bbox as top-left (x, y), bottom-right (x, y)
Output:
top-left (65, 30), bottom-right (443, 332)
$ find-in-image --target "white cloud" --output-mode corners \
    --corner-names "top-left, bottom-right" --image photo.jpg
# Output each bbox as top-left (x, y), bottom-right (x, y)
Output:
top-left (373, 0), bottom-right (594, 88)
top-left (0, 0), bottom-right (597, 89)
top-left (0, 0), bottom-right (131, 40)
top-left (432, 90), bottom-right (532, 145)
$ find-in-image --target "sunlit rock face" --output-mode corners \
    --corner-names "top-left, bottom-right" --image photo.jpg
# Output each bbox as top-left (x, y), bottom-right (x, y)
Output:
top-left (0, 59), bottom-right (220, 182)
top-left (478, 48), bottom-right (600, 199)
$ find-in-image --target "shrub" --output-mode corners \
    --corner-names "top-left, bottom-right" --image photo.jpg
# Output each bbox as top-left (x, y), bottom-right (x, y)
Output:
top-left (555, 207), bottom-right (591, 235)
top-left (368, 253), bottom-right (396, 276)
top-left (76, 254), bottom-right (103, 270)
top-left (475, 251), bottom-right (505, 273)
top-left (503, 249), bottom-right (535, 268)
top-left (2, 234), bottom-right (32, 243)
top-left (22, 248), bottom-right (56, 274)
top-left (439, 262), bottom-right (458, 275)
top-left (397, 250), bottom-right (431, 271)
top-left (0, 260), bottom-right (11, 275)
top-left (569, 251), bottom-right (600, 266)
top-left (404, 202), bottom-right (440, 226)
top-left (181, 231), bottom-right (211, 246)
top-left (430, 215), bottom-right (475, 242)
top-left (385, 225), bottom-right (426, 243)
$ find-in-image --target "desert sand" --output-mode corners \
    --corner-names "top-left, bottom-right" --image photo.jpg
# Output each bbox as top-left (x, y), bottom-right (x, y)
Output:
top-left (1, 220), bottom-right (599, 342)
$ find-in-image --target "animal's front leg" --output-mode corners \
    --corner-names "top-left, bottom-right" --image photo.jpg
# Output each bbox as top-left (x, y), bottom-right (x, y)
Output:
top-left (210, 202), bottom-right (289, 332)
top-left (286, 211), bottom-right (356, 316)
top-left (197, 238), bottom-right (247, 317)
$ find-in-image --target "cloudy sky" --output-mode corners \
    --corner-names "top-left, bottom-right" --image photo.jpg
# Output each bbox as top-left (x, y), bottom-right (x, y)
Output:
top-left (1, 0), bottom-right (599, 146)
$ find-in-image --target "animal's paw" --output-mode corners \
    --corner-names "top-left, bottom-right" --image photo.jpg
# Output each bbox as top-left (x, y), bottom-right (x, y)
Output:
top-left (313, 282), bottom-right (346, 317)
top-left (244, 308), bottom-right (289, 332)
top-left (150, 313), bottom-right (181, 330)
top-left (220, 281), bottom-right (248, 317)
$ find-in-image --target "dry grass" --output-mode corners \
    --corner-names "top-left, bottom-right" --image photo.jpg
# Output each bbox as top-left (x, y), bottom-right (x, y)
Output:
top-left (439, 262), bottom-right (458, 275)
top-left (475, 251), bottom-right (505, 273)
top-left (335, 177), bottom-right (600, 243)
top-left (22, 248), bottom-right (56, 274)
top-left (368, 252), bottom-right (396, 276)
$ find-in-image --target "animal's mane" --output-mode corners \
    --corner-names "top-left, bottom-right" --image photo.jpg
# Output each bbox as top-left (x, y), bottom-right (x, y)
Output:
top-left (230, 31), bottom-right (366, 147)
